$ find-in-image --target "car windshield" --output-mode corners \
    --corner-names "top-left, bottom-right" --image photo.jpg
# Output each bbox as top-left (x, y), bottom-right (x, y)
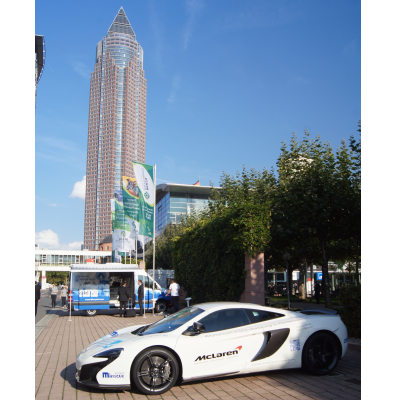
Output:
top-left (137, 306), bottom-right (205, 335)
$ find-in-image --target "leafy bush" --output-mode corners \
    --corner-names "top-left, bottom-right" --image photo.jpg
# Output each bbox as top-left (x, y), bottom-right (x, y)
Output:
top-left (172, 167), bottom-right (273, 304)
top-left (172, 212), bottom-right (247, 304)
top-left (337, 284), bottom-right (361, 338)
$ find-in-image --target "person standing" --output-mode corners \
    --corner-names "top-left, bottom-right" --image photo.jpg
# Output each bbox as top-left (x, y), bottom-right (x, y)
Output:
top-left (118, 281), bottom-right (131, 317)
top-left (167, 279), bottom-right (180, 313)
top-left (51, 284), bottom-right (58, 308)
top-left (293, 282), bottom-right (298, 295)
top-left (60, 285), bottom-right (67, 309)
top-left (137, 280), bottom-right (144, 316)
top-left (35, 281), bottom-right (41, 316)
top-left (314, 282), bottom-right (321, 304)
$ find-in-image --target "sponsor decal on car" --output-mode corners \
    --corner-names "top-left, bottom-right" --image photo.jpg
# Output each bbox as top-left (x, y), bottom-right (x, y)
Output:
top-left (110, 331), bottom-right (118, 337)
top-left (290, 339), bottom-right (300, 351)
top-left (344, 337), bottom-right (348, 343)
top-left (102, 372), bottom-right (124, 378)
top-left (195, 346), bottom-right (242, 362)
top-left (103, 340), bottom-right (122, 349)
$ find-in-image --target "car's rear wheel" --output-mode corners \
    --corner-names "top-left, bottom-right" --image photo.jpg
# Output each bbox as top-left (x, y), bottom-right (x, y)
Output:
top-left (85, 309), bottom-right (97, 317)
top-left (302, 332), bottom-right (340, 375)
top-left (132, 347), bottom-right (179, 395)
top-left (155, 301), bottom-right (167, 313)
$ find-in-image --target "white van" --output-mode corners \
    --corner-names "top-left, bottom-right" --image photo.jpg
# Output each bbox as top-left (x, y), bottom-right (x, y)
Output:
top-left (68, 264), bottom-right (163, 316)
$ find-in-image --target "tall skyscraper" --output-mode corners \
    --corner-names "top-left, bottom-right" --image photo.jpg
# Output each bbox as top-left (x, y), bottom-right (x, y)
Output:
top-left (84, 7), bottom-right (147, 250)
top-left (35, 35), bottom-right (45, 104)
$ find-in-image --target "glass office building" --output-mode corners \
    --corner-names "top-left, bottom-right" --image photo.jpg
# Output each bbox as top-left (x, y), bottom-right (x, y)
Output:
top-left (155, 184), bottom-right (221, 237)
top-left (84, 7), bottom-right (147, 250)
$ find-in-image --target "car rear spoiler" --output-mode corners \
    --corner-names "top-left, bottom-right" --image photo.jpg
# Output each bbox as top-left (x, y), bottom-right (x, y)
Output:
top-left (299, 308), bottom-right (338, 315)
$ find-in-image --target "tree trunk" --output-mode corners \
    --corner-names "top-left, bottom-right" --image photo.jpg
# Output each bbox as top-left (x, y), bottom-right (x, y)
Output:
top-left (288, 266), bottom-right (293, 297)
top-left (355, 252), bottom-right (360, 285)
top-left (299, 261), bottom-right (306, 299)
top-left (320, 238), bottom-right (332, 308)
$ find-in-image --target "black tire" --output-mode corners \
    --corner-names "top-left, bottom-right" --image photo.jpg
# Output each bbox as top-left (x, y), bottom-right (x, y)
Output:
top-left (155, 301), bottom-right (167, 313)
top-left (85, 309), bottom-right (97, 317)
top-left (132, 347), bottom-right (179, 395)
top-left (302, 332), bottom-right (340, 375)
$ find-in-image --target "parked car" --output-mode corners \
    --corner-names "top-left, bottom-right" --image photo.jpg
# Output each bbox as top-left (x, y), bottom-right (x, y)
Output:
top-left (76, 302), bottom-right (348, 395)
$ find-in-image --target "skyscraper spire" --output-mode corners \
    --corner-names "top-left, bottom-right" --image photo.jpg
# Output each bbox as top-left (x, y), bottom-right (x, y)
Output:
top-left (108, 6), bottom-right (135, 37)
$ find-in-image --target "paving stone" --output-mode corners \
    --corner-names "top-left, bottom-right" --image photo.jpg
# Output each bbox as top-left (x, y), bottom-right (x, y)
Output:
top-left (34, 312), bottom-right (360, 400)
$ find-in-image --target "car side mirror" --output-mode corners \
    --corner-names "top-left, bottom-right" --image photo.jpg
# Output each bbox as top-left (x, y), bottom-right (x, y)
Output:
top-left (193, 322), bottom-right (205, 333)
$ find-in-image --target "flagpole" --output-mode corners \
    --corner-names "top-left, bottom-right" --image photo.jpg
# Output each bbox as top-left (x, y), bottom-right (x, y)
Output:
top-left (152, 164), bottom-right (156, 316)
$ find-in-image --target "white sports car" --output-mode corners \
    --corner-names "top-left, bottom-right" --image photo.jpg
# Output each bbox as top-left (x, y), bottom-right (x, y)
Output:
top-left (76, 302), bottom-right (348, 395)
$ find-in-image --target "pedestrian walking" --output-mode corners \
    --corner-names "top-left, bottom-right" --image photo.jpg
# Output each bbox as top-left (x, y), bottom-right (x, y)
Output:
top-left (293, 282), bottom-right (298, 295)
top-left (60, 285), bottom-right (67, 309)
top-left (118, 281), bottom-right (131, 317)
top-left (314, 282), bottom-right (321, 304)
top-left (137, 279), bottom-right (144, 316)
top-left (167, 279), bottom-right (180, 313)
top-left (50, 284), bottom-right (58, 308)
top-left (35, 281), bottom-right (41, 316)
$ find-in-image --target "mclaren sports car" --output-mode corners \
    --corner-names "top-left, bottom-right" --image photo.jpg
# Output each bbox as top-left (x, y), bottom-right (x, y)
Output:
top-left (76, 302), bottom-right (348, 395)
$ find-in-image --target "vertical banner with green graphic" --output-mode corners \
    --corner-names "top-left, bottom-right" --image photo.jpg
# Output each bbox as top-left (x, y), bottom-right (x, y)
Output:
top-left (111, 190), bottom-right (135, 262)
top-left (133, 162), bottom-right (155, 238)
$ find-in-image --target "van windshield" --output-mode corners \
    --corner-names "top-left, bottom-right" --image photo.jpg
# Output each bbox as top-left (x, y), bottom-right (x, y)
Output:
top-left (135, 307), bottom-right (204, 335)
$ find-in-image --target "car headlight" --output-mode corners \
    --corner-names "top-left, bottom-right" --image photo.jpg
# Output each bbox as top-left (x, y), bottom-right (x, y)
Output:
top-left (93, 348), bottom-right (123, 361)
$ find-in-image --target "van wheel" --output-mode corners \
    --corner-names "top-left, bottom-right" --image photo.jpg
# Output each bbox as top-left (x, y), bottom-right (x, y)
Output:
top-left (155, 301), bottom-right (167, 313)
top-left (85, 310), bottom-right (97, 317)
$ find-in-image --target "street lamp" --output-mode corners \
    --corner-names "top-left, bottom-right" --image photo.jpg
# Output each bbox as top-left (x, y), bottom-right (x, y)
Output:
top-left (283, 252), bottom-right (291, 309)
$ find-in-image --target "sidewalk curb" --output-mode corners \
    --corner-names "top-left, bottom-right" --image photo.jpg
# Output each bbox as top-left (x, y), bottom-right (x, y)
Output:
top-left (348, 343), bottom-right (361, 352)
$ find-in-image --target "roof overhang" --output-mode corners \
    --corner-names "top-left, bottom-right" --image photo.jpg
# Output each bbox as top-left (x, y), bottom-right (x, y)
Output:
top-left (156, 183), bottom-right (221, 198)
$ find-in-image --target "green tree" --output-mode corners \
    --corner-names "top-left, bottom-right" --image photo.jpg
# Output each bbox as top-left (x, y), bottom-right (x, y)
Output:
top-left (172, 167), bottom-right (274, 303)
top-left (46, 272), bottom-right (69, 285)
top-left (145, 223), bottom-right (181, 270)
top-left (274, 129), bottom-right (360, 308)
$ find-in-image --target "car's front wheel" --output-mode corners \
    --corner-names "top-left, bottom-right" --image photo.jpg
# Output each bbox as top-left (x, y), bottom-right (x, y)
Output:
top-left (302, 332), bottom-right (340, 375)
top-left (132, 347), bottom-right (179, 395)
top-left (85, 309), bottom-right (97, 317)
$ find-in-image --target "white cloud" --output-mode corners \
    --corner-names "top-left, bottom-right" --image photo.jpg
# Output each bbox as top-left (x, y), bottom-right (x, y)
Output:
top-left (49, 203), bottom-right (57, 207)
top-left (35, 229), bottom-right (83, 250)
top-left (70, 176), bottom-right (86, 200)
top-left (167, 75), bottom-right (181, 104)
top-left (183, 0), bottom-right (205, 50)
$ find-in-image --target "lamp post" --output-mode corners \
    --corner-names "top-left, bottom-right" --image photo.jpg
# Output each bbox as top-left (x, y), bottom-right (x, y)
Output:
top-left (283, 253), bottom-right (291, 310)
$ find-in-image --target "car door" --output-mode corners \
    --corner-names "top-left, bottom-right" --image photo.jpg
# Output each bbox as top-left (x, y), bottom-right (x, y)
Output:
top-left (175, 308), bottom-right (259, 380)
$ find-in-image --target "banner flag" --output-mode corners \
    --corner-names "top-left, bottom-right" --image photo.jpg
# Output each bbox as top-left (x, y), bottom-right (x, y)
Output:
top-left (122, 176), bottom-right (142, 223)
top-left (111, 189), bottom-right (136, 261)
top-left (133, 162), bottom-right (155, 238)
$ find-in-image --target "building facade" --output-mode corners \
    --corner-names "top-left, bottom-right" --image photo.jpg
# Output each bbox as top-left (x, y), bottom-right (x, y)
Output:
top-left (84, 7), bottom-right (147, 250)
top-left (35, 249), bottom-right (112, 289)
top-left (155, 183), bottom-right (221, 237)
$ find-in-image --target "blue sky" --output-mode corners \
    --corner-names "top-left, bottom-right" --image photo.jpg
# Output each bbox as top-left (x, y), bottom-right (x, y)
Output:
top-left (35, 0), bottom-right (360, 249)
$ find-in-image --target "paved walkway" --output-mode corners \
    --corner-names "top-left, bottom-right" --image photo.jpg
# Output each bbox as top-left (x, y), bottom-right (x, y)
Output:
top-left (35, 309), bottom-right (361, 400)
